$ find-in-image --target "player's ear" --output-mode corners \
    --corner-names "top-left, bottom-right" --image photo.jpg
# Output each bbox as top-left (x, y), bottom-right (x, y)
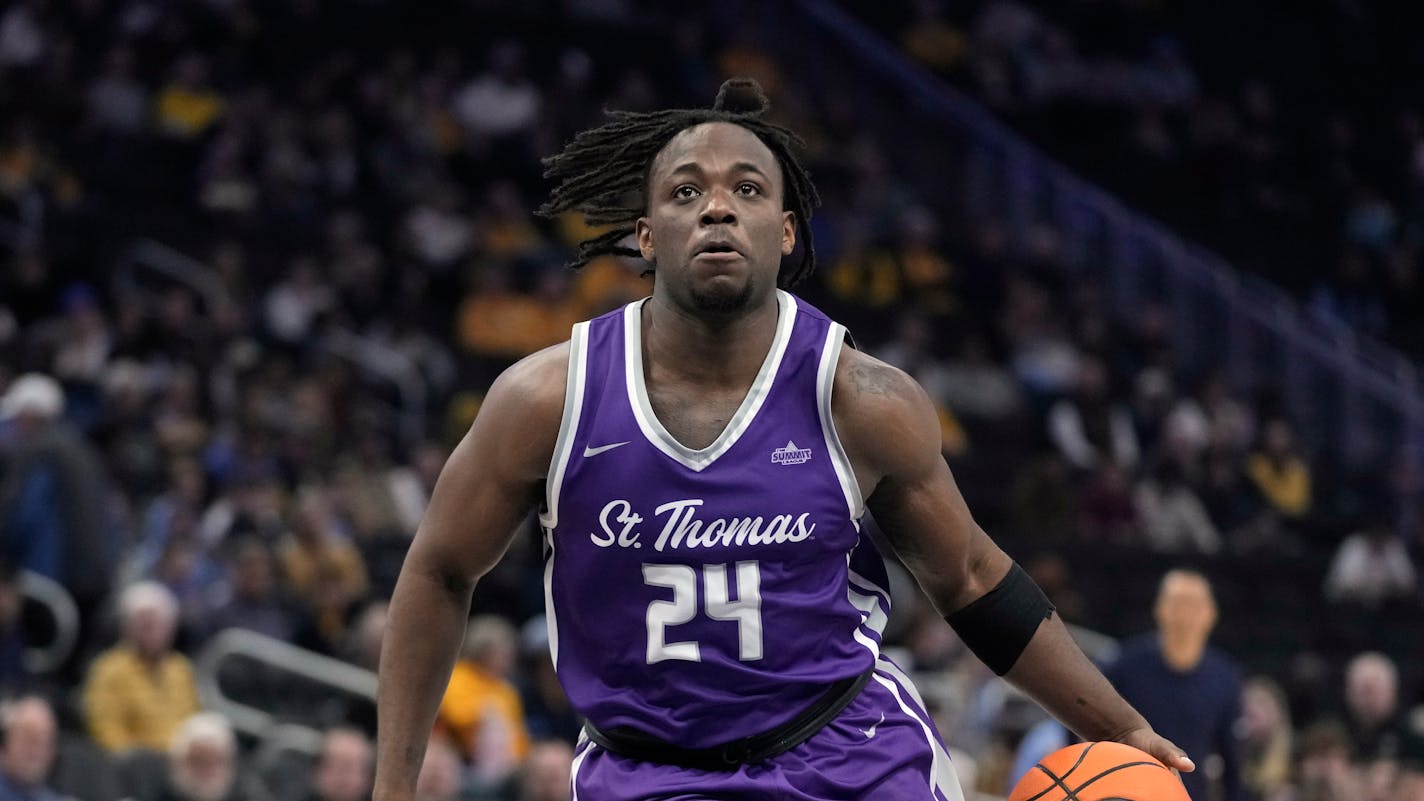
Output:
top-left (636, 217), bottom-right (655, 262)
top-left (781, 211), bottom-right (796, 256)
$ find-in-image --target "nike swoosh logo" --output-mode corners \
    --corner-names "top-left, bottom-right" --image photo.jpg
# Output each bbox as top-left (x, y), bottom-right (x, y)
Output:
top-left (860, 712), bottom-right (884, 740)
top-left (583, 441), bottom-right (631, 457)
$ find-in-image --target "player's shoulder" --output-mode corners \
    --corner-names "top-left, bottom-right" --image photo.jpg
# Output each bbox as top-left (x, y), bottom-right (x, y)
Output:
top-left (833, 347), bottom-right (935, 422)
top-left (482, 341), bottom-right (572, 428)
top-left (831, 347), bottom-right (941, 470)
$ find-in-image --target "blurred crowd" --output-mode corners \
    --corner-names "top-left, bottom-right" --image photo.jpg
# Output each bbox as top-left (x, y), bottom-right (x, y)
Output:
top-left (854, 0), bottom-right (1424, 358)
top-left (0, 1), bottom-right (1421, 800)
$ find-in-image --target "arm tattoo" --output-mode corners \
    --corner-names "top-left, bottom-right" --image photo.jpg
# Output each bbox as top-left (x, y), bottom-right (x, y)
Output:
top-left (847, 362), bottom-right (900, 398)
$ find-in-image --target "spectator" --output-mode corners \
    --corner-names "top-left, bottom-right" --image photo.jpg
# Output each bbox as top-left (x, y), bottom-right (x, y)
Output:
top-left (1343, 652), bottom-right (1405, 763)
top-left (437, 616), bottom-right (529, 779)
top-left (1106, 570), bottom-right (1243, 801)
top-left (0, 373), bottom-right (116, 630)
top-left (292, 560), bottom-right (365, 658)
top-left (281, 487), bottom-right (367, 618)
top-left (302, 728), bottom-right (372, 801)
top-left (1241, 677), bottom-right (1294, 801)
top-left (939, 335), bottom-right (1023, 425)
top-left (262, 258), bottom-right (334, 346)
top-left (0, 696), bottom-right (67, 801)
top-left (1246, 419), bottom-right (1312, 520)
top-left (515, 740), bottom-right (574, 801)
top-left (0, 2), bottom-right (45, 69)
top-left (150, 713), bottom-right (241, 801)
top-left (87, 46), bottom-right (149, 136)
top-left (1295, 720), bottom-right (1364, 801)
top-left (1134, 460), bottom-right (1222, 554)
top-left (154, 54), bottom-right (224, 140)
top-left (1324, 516), bottom-right (1417, 607)
top-left (1078, 464), bottom-right (1138, 543)
top-left (450, 42), bottom-right (541, 139)
top-left (343, 600), bottom-right (388, 674)
top-left (1046, 358), bottom-right (1139, 471)
top-left (205, 538), bottom-right (296, 642)
top-left (83, 582), bottom-right (201, 752)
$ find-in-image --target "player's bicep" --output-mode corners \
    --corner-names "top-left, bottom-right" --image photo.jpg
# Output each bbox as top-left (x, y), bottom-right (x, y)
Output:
top-left (837, 351), bottom-right (1010, 614)
top-left (870, 457), bottom-right (1011, 615)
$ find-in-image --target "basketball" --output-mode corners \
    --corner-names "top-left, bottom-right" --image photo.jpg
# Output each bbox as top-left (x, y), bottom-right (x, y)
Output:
top-left (1008, 741), bottom-right (1190, 801)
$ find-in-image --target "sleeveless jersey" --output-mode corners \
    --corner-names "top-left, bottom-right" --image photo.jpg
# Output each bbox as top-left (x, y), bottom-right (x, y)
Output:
top-left (539, 290), bottom-right (894, 747)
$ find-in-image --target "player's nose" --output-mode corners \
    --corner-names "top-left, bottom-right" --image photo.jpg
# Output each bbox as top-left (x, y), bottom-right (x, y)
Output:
top-left (699, 189), bottom-right (737, 226)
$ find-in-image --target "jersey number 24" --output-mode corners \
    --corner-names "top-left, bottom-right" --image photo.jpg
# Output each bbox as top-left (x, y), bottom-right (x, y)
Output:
top-left (643, 561), bottom-right (763, 664)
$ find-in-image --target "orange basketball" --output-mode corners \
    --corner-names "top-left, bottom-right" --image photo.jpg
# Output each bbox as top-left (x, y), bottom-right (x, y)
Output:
top-left (1007, 741), bottom-right (1190, 801)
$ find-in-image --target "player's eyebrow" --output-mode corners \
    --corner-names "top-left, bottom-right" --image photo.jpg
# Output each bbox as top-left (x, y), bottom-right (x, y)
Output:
top-left (666, 161), bottom-right (772, 182)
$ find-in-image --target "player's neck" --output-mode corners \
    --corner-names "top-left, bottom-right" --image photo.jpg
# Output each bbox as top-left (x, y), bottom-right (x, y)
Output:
top-left (643, 294), bottom-right (779, 385)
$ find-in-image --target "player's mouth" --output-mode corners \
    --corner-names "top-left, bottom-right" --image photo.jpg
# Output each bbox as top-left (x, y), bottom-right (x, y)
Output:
top-left (692, 241), bottom-right (745, 263)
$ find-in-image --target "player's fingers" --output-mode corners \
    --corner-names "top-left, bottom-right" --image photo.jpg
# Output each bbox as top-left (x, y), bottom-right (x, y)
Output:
top-left (1151, 738), bottom-right (1195, 773)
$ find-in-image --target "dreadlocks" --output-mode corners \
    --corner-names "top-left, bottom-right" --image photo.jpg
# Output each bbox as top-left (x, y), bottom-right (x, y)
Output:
top-left (538, 78), bottom-right (821, 289)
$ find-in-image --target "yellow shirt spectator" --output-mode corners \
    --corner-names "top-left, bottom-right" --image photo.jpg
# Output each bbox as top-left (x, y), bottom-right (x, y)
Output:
top-left (1246, 419), bottom-right (1312, 518)
top-left (1246, 453), bottom-right (1311, 518)
top-left (437, 615), bottom-right (530, 768)
top-left (83, 646), bottom-right (200, 751)
top-left (438, 660), bottom-right (531, 762)
top-left (155, 85), bottom-right (223, 138)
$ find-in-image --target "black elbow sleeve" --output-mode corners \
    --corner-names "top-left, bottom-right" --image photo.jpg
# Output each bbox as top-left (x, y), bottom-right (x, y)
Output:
top-left (943, 562), bottom-right (1055, 676)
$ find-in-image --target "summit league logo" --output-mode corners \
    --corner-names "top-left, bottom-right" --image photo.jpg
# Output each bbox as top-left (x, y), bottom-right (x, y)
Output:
top-left (771, 440), bottom-right (813, 465)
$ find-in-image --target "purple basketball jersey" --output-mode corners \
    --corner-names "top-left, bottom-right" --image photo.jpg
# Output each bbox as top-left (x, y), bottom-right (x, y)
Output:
top-left (539, 290), bottom-right (894, 748)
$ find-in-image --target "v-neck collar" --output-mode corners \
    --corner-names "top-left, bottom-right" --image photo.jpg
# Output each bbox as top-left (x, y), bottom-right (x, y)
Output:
top-left (623, 290), bottom-right (797, 472)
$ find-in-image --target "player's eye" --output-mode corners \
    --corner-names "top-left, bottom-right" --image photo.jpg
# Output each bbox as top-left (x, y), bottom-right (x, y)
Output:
top-left (673, 185), bottom-right (700, 200)
top-left (735, 182), bottom-right (761, 196)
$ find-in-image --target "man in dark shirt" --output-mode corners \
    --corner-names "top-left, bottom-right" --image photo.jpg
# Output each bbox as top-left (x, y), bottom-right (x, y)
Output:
top-left (1107, 569), bottom-right (1244, 801)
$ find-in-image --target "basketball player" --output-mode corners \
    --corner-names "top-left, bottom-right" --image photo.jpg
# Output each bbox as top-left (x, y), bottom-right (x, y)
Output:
top-left (374, 80), bottom-right (1192, 800)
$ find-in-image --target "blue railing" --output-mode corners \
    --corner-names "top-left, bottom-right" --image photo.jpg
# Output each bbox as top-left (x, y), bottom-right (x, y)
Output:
top-left (735, 0), bottom-right (1424, 468)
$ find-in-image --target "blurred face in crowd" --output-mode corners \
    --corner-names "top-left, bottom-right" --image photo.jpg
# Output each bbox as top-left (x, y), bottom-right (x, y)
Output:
top-left (170, 735), bottom-right (235, 801)
top-left (520, 740), bottom-right (574, 801)
top-left (313, 730), bottom-right (373, 801)
top-left (127, 602), bottom-right (178, 660)
top-left (1263, 419), bottom-right (1294, 457)
top-left (0, 698), bottom-right (56, 787)
top-left (232, 543), bottom-right (276, 602)
top-left (1154, 571), bottom-right (1216, 651)
top-left (1298, 745), bottom-right (1354, 796)
top-left (350, 602), bottom-right (388, 670)
top-left (1240, 680), bottom-right (1287, 742)
top-left (1346, 654), bottom-right (1398, 728)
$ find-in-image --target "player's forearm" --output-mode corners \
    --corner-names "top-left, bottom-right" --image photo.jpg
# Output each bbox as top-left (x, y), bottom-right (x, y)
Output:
top-left (372, 563), bottom-right (474, 801)
top-left (1004, 615), bottom-right (1151, 742)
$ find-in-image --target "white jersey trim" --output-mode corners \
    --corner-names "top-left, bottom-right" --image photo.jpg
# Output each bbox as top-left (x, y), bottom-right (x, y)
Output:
top-left (816, 322), bottom-right (866, 520)
top-left (873, 659), bottom-right (966, 801)
top-left (569, 738), bottom-right (595, 801)
top-left (540, 321), bottom-right (590, 530)
top-left (624, 291), bottom-right (797, 472)
top-left (539, 321), bottom-right (588, 670)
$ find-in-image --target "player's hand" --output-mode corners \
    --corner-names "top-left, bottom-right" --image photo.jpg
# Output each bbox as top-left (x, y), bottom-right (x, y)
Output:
top-left (1114, 726), bottom-right (1196, 773)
